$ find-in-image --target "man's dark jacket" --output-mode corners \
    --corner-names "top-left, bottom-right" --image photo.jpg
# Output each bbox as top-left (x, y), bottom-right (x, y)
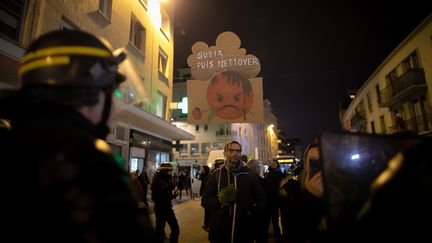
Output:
top-left (202, 162), bottom-right (266, 243)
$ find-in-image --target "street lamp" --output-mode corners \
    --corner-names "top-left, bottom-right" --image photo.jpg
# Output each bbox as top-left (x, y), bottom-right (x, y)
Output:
top-left (267, 124), bottom-right (276, 158)
top-left (148, 0), bottom-right (162, 28)
top-left (268, 124), bottom-right (275, 134)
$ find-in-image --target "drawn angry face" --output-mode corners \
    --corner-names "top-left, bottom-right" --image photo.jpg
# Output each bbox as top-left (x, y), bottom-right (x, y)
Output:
top-left (207, 71), bottom-right (253, 120)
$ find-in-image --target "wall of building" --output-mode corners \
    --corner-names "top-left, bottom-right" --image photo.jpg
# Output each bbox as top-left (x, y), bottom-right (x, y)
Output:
top-left (33, 0), bottom-right (174, 119)
top-left (0, 0), bottom-right (181, 171)
top-left (171, 122), bottom-right (230, 165)
top-left (342, 14), bottom-right (432, 136)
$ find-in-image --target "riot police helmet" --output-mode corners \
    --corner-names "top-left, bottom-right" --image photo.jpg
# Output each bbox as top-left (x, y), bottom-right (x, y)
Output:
top-left (18, 29), bottom-right (126, 106)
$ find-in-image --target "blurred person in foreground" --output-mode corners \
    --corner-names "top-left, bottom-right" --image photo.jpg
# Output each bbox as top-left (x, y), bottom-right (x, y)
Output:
top-left (329, 132), bottom-right (431, 242)
top-left (298, 141), bottom-right (327, 242)
top-left (202, 141), bottom-right (266, 243)
top-left (0, 30), bottom-right (154, 242)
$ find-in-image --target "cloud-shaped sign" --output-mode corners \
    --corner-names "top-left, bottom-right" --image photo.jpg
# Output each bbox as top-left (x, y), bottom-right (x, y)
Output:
top-left (187, 31), bottom-right (261, 80)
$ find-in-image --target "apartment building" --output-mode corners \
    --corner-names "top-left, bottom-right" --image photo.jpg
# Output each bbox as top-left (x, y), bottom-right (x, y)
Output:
top-left (0, 0), bottom-right (194, 176)
top-left (342, 14), bottom-right (432, 136)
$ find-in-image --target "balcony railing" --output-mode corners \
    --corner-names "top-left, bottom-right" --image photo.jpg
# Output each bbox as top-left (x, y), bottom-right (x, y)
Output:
top-left (389, 113), bottom-right (432, 134)
top-left (215, 129), bottom-right (237, 137)
top-left (379, 68), bottom-right (427, 107)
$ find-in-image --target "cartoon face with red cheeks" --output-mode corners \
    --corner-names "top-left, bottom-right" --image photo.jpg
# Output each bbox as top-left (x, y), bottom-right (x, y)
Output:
top-left (207, 71), bottom-right (253, 120)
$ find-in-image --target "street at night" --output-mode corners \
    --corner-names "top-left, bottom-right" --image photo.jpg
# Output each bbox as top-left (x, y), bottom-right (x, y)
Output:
top-left (1, 1), bottom-right (432, 242)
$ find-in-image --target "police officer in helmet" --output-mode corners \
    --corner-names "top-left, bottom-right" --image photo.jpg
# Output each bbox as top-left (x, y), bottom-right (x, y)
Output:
top-left (1, 30), bottom-right (154, 242)
top-left (151, 162), bottom-right (180, 243)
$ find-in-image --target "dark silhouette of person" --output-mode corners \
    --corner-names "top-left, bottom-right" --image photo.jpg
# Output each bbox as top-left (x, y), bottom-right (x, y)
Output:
top-left (264, 159), bottom-right (286, 241)
top-left (199, 165), bottom-right (211, 231)
top-left (177, 171), bottom-right (186, 199)
top-left (240, 154), bottom-right (249, 163)
top-left (0, 30), bottom-right (154, 242)
top-left (247, 159), bottom-right (268, 243)
top-left (279, 173), bottom-right (305, 243)
top-left (185, 171), bottom-right (192, 198)
top-left (138, 170), bottom-right (151, 206)
top-left (151, 163), bottom-right (180, 243)
top-left (395, 112), bottom-right (407, 130)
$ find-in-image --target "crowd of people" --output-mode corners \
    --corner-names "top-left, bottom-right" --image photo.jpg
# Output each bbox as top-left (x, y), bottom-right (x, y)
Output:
top-left (2, 29), bottom-right (430, 243)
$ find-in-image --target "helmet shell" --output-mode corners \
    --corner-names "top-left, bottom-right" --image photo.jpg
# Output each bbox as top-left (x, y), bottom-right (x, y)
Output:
top-left (18, 30), bottom-right (125, 106)
top-left (158, 162), bottom-right (174, 172)
top-left (20, 30), bottom-right (123, 88)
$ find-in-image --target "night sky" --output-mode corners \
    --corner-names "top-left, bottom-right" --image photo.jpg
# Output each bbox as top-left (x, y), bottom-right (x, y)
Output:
top-left (173, 0), bottom-right (432, 147)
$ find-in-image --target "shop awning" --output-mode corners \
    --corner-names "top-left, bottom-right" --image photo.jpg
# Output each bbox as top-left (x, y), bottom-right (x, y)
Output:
top-left (113, 100), bottom-right (195, 141)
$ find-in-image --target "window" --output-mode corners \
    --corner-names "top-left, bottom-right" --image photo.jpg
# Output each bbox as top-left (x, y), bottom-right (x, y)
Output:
top-left (129, 16), bottom-right (146, 53)
top-left (60, 17), bottom-right (79, 30)
top-left (156, 91), bottom-right (167, 119)
top-left (358, 100), bottom-right (366, 112)
top-left (130, 158), bottom-right (138, 172)
top-left (201, 143), bottom-right (211, 154)
top-left (179, 144), bottom-right (188, 154)
top-left (190, 143), bottom-right (199, 154)
top-left (122, 85), bottom-right (137, 104)
top-left (159, 48), bottom-right (168, 73)
top-left (375, 85), bottom-right (381, 105)
top-left (421, 95), bottom-right (430, 115)
top-left (386, 69), bottom-right (398, 83)
top-left (370, 121), bottom-right (376, 134)
top-left (160, 8), bottom-right (170, 40)
top-left (116, 126), bottom-right (126, 140)
top-left (402, 51), bottom-right (420, 73)
top-left (98, 0), bottom-right (112, 20)
top-left (160, 152), bottom-right (169, 163)
top-left (139, 0), bottom-right (148, 9)
top-left (0, 0), bottom-right (25, 41)
top-left (379, 116), bottom-right (386, 133)
top-left (213, 142), bottom-right (224, 150)
top-left (158, 48), bottom-right (169, 84)
top-left (366, 92), bottom-right (373, 113)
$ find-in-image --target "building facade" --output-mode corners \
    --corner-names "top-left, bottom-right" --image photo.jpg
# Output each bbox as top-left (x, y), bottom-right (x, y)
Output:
top-left (0, 0), bottom-right (194, 177)
top-left (342, 14), bottom-right (432, 137)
